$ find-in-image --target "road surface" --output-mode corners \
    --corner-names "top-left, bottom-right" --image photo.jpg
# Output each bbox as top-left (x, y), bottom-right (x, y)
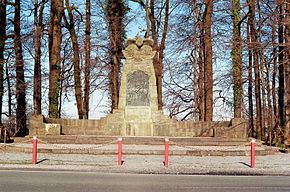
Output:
top-left (0, 170), bottom-right (290, 192)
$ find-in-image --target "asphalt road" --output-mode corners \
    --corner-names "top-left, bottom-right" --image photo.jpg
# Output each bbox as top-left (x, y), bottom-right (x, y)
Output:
top-left (0, 170), bottom-right (290, 192)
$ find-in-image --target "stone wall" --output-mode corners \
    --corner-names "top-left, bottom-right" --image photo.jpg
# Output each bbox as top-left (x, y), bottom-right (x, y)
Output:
top-left (28, 115), bottom-right (247, 138)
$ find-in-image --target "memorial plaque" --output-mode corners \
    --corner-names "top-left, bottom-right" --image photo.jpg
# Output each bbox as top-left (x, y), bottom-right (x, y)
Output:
top-left (126, 70), bottom-right (150, 106)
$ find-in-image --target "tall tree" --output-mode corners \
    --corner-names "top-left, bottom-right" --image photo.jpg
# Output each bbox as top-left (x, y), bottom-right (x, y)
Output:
top-left (198, 9), bottom-right (205, 121)
top-left (150, 0), bottom-right (170, 110)
top-left (64, 0), bottom-right (84, 119)
top-left (84, 0), bottom-right (91, 119)
top-left (192, 0), bottom-right (200, 121)
top-left (249, 0), bottom-right (262, 139)
top-left (48, 0), bottom-right (64, 118)
top-left (14, 0), bottom-right (27, 136)
top-left (284, 0), bottom-right (290, 143)
top-left (278, 0), bottom-right (285, 128)
top-left (272, 6), bottom-right (278, 128)
top-left (247, 18), bottom-right (254, 137)
top-left (232, 0), bottom-right (243, 118)
top-left (204, 0), bottom-right (213, 121)
top-left (0, 0), bottom-right (6, 125)
top-left (33, 0), bottom-right (46, 115)
top-left (106, 0), bottom-right (127, 112)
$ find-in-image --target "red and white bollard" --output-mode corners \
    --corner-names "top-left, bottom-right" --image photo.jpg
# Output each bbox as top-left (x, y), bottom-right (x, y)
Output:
top-left (164, 138), bottom-right (169, 168)
top-left (251, 139), bottom-right (255, 168)
top-left (117, 137), bottom-right (123, 167)
top-left (32, 136), bottom-right (38, 164)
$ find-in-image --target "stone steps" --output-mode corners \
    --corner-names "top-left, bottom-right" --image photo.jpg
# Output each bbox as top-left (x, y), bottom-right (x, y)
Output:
top-left (3, 143), bottom-right (277, 156)
top-left (8, 136), bottom-right (278, 156)
top-left (15, 135), bottom-right (251, 146)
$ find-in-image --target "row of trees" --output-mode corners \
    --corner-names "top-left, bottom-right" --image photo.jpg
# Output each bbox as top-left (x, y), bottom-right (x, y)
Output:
top-left (0, 0), bottom-right (289, 143)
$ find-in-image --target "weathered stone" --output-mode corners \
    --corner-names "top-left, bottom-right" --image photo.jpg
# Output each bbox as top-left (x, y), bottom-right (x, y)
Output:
top-left (126, 71), bottom-right (150, 106)
top-left (44, 123), bottom-right (61, 135)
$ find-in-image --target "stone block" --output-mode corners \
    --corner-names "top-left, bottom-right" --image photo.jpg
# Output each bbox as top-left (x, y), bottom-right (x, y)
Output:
top-left (44, 123), bottom-right (61, 135)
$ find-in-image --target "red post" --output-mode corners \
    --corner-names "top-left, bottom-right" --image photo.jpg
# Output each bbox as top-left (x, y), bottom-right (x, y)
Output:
top-left (118, 137), bottom-right (122, 167)
top-left (164, 138), bottom-right (169, 168)
top-left (32, 136), bottom-right (38, 164)
top-left (251, 139), bottom-right (255, 168)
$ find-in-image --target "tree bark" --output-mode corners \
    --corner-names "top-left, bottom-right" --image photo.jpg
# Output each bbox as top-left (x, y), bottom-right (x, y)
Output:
top-left (0, 0), bottom-right (6, 125)
top-left (157, 0), bottom-right (169, 110)
top-left (64, 0), bottom-right (84, 119)
top-left (198, 15), bottom-right (205, 121)
top-left (48, 0), bottom-right (63, 118)
top-left (192, 0), bottom-right (199, 121)
top-left (278, 0), bottom-right (285, 128)
top-left (232, 0), bottom-right (243, 118)
top-left (14, 0), bottom-right (27, 136)
top-left (247, 18), bottom-right (254, 137)
top-left (150, 0), bottom-right (163, 110)
top-left (83, 0), bottom-right (91, 119)
top-left (106, 0), bottom-right (126, 113)
top-left (5, 62), bottom-right (12, 117)
top-left (272, 8), bottom-right (278, 126)
top-left (284, 0), bottom-right (290, 143)
top-left (204, 0), bottom-right (213, 121)
top-left (33, 0), bottom-right (45, 115)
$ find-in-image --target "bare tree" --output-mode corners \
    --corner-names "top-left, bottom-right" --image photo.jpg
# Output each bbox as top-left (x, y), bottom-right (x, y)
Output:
top-left (231, 0), bottom-right (243, 118)
top-left (48, 0), bottom-right (64, 118)
top-left (14, 0), bottom-right (27, 136)
top-left (0, 0), bottom-right (7, 125)
top-left (204, 0), bottom-right (213, 121)
top-left (33, 0), bottom-right (46, 115)
top-left (278, 0), bottom-right (285, 129)
top-left (105, 0), bottom-right (127, 113)
top-left (284, 0), bottom-right (290, 143)
top-left (64, 0), bottom-right (84, 119)
top-left (84, 0), bottom-right (91, 119)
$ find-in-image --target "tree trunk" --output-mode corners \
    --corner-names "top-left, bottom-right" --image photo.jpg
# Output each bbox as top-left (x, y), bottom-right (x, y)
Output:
top-left (0, 0), bottom-right (6, 125)
top-left (156, 0), bottom-right (169, 111)
top-left (247, 18), bottom-right (254, 137)
top-left (232, 0), bottom-right (243, 118)
top-left (198, 18), bottom-right (205, 121)
top-left (4, 53), bottom-right (12, 116)
top-left (48, 0), bottom-right (63, 118)
top-left (278, 0), bottom-right (285, 128)
top-left (249, 0), bottom-right (262, 139)
top-left (33, 0), bottom-right (45, 115)
top-left (284, 0), bottom-right (290, 143)
top-left (64, 0), bottom-right (84, 119)
top-left (265, 49), bottom-right (273, 133)
top-left (106, 0), bottom-right (126, 113)
top-left (192, 0), bottom-right (199, 121)
top-left (149, 0), bottom-right (163, 110)
top-left (204, 0), bottom-right (213, 121)
top-left (272, 8), bottom-right (278, 127)
top-left (14, 0), bottom-right (27, 136)
top-left (260, 47), bottom-right (266, 138)
top-left (83, 0), bottom-right (91, 119)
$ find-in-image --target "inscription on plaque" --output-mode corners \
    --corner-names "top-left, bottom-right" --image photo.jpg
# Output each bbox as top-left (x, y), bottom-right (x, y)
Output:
top-left (126, 70), bottom-right (150, 106)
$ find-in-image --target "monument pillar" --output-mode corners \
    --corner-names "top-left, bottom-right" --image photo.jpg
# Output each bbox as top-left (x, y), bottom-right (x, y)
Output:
top-left (117, 37), bottom-right (158, 136)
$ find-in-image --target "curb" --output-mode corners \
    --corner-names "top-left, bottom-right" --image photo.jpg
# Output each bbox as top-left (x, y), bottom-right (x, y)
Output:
top-left (3, 145), bottom-right (277, 156)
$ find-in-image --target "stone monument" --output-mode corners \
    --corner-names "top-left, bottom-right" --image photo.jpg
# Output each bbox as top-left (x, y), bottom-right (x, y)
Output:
top-left (103, 37), bottom-right (173, 136)
top-left (29, 37), bottom-right (247, 138)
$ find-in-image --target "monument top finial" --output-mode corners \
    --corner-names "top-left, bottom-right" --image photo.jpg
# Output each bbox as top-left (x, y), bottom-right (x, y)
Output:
top-left (125, 37), bottom-right (154, 48)
top-left (123, 37), bottom-right (156, 60)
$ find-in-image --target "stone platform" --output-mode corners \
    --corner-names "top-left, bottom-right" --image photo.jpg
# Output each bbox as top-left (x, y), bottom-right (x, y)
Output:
top-left (9, 136), bottom-right (277, 156)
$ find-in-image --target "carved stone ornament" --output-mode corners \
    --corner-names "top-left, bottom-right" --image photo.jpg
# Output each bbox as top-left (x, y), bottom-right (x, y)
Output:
top-left (122, 37), bottom-right (156, 60)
